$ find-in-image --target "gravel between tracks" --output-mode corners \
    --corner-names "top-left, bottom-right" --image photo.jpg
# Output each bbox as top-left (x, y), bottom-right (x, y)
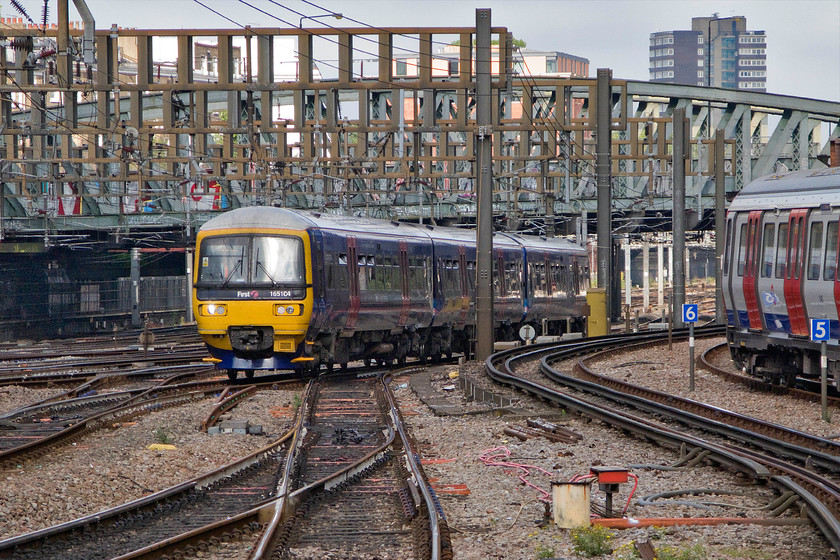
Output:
top-left (1, 340), bottom-right (837, 559)
top-left (0, 385), bottom-right (298, 540)
top-left (393, 348), bottom-right (834, 560)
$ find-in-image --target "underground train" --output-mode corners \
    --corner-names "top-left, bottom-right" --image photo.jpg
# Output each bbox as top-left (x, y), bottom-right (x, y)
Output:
top-left (723, 167), bottom-right (840, 386)
top-left (192, 207), bottom-right (590, 379)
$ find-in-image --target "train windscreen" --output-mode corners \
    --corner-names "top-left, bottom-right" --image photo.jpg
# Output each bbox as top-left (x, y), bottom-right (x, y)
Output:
top-left (197, 235), bottom-right (304, 287)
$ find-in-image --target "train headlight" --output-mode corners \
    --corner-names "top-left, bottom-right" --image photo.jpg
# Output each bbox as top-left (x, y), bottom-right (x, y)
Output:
top-left (202, 304), bottom-right (227, 316)
top-left (275, 304), bottom-right (301, 316)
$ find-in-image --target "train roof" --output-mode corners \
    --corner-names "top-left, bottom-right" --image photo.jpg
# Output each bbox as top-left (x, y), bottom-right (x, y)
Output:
top-left (499, 231), bottom-right (587, 255)
top-left (198, 206), bottom-right (585, 253)
top-left (198, 207), bottom-right (429, 239)
top-left (729, 167), bottom-right (840, 212)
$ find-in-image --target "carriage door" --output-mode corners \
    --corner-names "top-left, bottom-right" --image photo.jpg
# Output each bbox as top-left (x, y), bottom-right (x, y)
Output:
top-left (784, 210), bottom-right (809, 335)
top-left (721, 212), bottom-right (737, 326)
top-left (457, 247), bottom-right (469, 326)
top-left (346, 236), bottom-right (360, 329)
top-left (742, 211), bottom-right (763, 329)
top-left (398, 240), bottom-right (410, 327)
top-left (802, 215), bottom-right (834, 337)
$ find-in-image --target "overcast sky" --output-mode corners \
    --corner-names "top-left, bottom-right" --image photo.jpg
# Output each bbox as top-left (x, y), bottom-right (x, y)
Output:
top-left (32, 0), bottom-right (838, 101)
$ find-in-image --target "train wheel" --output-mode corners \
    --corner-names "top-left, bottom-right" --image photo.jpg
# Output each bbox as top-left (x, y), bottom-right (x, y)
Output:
top-left (244, 370), bottom-right (255, 379)
top-left (227, 370), bottom-right (238, 381)
top-left (326, 361), bottom-right (334, 373)
top-left (397, 355), bottom-right (406, 367)
top-left (340, 362), bottom-right (348, 371)
top-left (364, 358), bottom-right (372, 367)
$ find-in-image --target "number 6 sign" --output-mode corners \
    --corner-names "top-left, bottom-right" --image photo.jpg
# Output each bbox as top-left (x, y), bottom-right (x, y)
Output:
top-left (682, 304), bottom-right (698, 324)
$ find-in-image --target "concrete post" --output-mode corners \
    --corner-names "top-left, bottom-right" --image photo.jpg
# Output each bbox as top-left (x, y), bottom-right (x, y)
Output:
top-left (474, 9), bottom-right (494, 361)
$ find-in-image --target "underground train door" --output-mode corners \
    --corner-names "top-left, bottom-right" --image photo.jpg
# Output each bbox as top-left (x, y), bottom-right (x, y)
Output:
top-left (801, 211), bottom-right (838, 338)
top-left (784, 209), bottom-right (809, 336)
top-left (727, 210), bottom-right (753, 328)
top-left (741, 211), bottom-right (763, 329)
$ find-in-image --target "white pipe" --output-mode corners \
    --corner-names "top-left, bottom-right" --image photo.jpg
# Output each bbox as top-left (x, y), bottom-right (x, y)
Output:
top-left (71, 0), bottom-right (95, 65)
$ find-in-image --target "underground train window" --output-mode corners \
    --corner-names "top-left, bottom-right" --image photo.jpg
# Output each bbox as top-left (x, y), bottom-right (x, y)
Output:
top-left (760, 223), bottom-right (775, 277)
top-left (807, 222), bottom-right (824, 281)
top-left (198, 236), bottom-right (249, 285)
top-left (825, 222), bottom-right (839, 281)
top-left (252, 236), bottom-right (305, 286)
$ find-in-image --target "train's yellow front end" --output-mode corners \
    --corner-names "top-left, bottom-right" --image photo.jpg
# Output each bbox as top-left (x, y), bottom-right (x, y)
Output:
top-left (193, 221), bottom-right (315, 378)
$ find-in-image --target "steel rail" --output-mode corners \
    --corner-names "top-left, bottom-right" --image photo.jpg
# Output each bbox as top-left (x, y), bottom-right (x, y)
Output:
top-left (0, 427), bottom-right (297, 557)
top-left (485, 331), bottom-right (840, 557)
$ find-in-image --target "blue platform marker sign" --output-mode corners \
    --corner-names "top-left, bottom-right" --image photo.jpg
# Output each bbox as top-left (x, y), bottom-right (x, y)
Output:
top-left (811, 318), bottom-right (830, 342)
top-left (682, 304), bottom-right (698, 324)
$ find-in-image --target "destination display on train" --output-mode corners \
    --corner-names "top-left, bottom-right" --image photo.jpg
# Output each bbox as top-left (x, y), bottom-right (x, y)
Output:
top-left (196, 288), bottom-right (306, 300)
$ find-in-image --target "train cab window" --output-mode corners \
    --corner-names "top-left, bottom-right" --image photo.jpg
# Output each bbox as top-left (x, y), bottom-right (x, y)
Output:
top-left (198, 236), bottom-right (249, 285)
top-left (807, 222), bottom-right (824, 281)
top-left (252, 236), bottom-right (305, 285)
top-left (825, 222), bottom-right (839, 281)
top-left (198, 235), bottom-right (305, 288)
top-left (760, 223), bottom-right (775, 277)
top-left (736, 223), bottom-right (748, 277)
top-left (775, 223), bottom-right (788, 279)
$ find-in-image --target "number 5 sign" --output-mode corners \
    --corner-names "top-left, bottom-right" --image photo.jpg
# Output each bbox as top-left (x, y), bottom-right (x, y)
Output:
top-left (682, 304), bottom-right (698, 324)
top-left (811, 319), bottom-right (830, 341)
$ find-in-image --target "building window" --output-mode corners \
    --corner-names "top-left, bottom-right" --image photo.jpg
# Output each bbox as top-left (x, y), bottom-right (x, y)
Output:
top-left (698, 36), bottom-right (704, 44)
top-left (448, 59), bottom-right (459, 76)
top-left (697, 59), bottom-right (704, 66)
top-left (546, 59), bottom-right (556, 73)
top-left (697, 48), bottom-right (704, 56)
top-left (697, 70), bottom-right (704, 77)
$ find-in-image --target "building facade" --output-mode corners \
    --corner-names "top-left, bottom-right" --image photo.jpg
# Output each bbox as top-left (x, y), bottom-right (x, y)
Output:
top-left (649, 15), bottom-right (766, 92)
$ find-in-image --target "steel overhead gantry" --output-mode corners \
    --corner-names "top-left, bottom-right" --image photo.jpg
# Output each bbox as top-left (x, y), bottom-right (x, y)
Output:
top-left (0, 24), bottom-right (838, 242)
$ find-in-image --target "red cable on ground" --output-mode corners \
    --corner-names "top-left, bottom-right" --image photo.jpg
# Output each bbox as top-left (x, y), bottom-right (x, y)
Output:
top-left (622, 472), bottom-right (639, 514)
top-left (478, 446), bottom-right (555, 502)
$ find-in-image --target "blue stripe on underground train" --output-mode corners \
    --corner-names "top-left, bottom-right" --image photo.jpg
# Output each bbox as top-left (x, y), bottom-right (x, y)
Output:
top-left (762, 313), bottom-right (791, 334)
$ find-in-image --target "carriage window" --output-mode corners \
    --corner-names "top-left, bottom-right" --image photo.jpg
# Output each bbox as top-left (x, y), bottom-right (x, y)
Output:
top-left (791, 219), bottom-right (802, 280)
top-left (466, 261), bottom-right (477, 293)
top-left (825, 222), bottom-right (839, 281)
top-left (736, 223), bottom-right (748, 277)
top-left (808, 222), bottom-right (824, 281)
top-left (775, 223), bottom-right (788, 279)
top-left (760, 223), bottom-right (775, 278)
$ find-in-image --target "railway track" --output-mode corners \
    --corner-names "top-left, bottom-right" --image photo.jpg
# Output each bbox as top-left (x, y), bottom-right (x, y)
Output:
top-left (1, 369), bottom-right (445, 560)
top-left (0, 424), bottom-right (295, 560)
top-left (252, 373), bottom-right (447, 560)
top-left (485, 328), bottom-right (840, 554)
top-left (0, 374), bottom-right (230, 468)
